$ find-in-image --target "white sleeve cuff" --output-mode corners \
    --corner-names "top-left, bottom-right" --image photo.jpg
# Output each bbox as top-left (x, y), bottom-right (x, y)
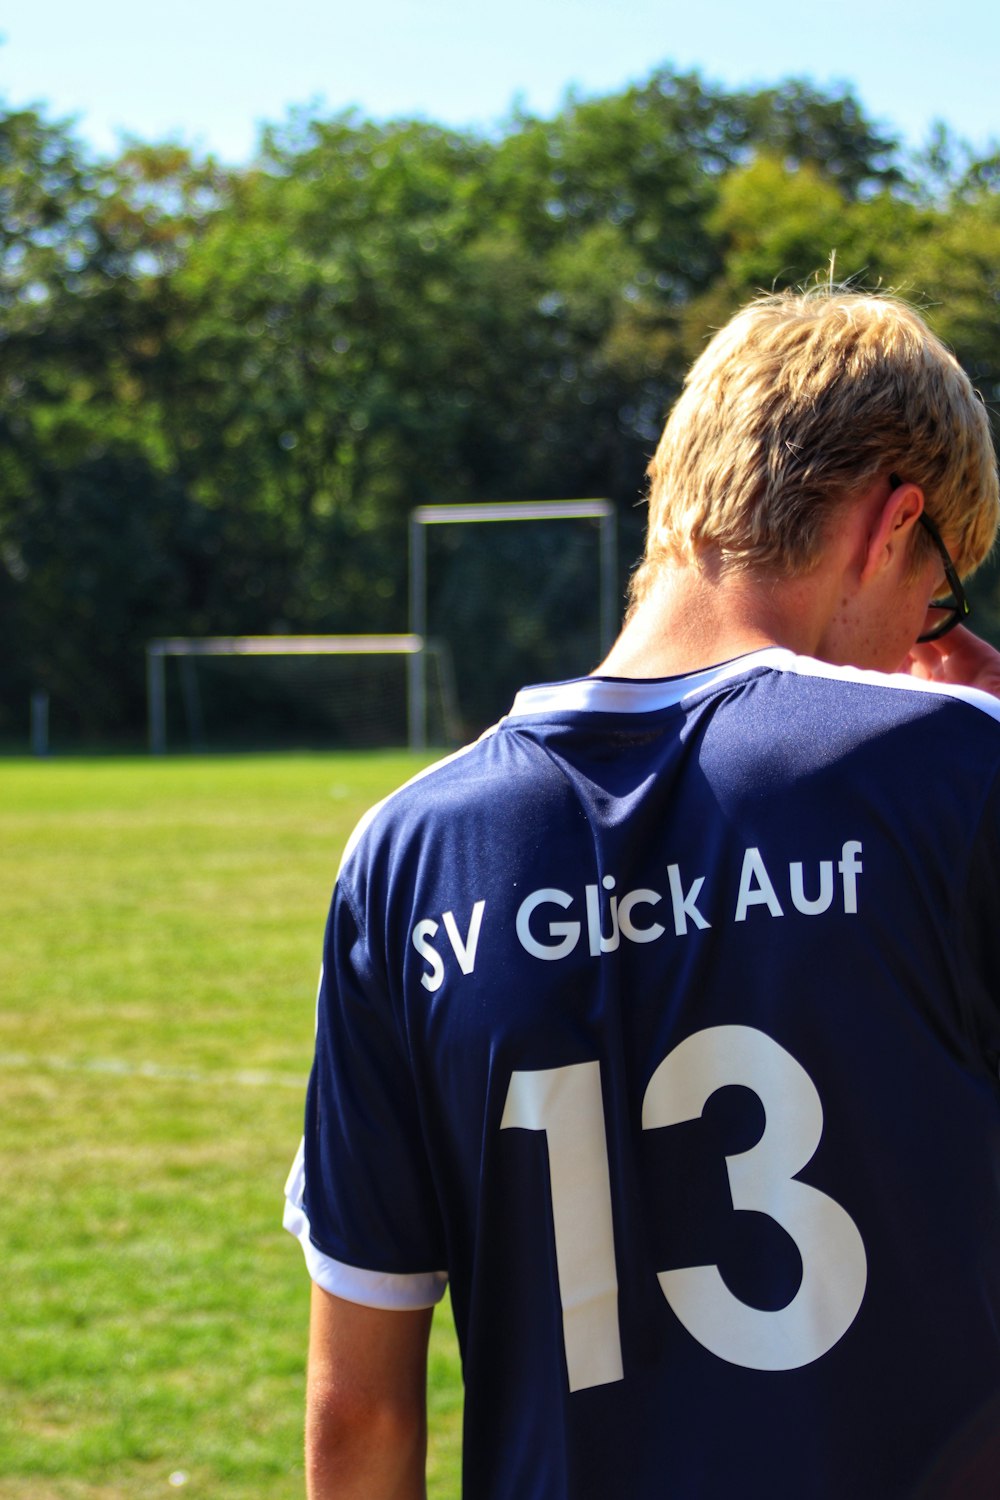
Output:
top-left (283, 1142), bottom-right (448, 1311)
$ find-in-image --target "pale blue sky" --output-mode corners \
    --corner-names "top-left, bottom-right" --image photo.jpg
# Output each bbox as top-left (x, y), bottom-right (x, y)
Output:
top-left (1, 0), bottom-right (998, 163)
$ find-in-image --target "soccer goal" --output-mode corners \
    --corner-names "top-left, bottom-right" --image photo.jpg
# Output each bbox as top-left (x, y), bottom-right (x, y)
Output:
top-left (146, 635), bottom-right (460, 754)
top-left (408, 500), bottom-right (618, 747)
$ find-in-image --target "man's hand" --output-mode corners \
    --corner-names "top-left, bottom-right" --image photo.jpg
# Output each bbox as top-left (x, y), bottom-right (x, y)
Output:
top-left (901, 626), bottom-right (1000, 699)
top-left (306, 1284), bottom-right (433, 1500)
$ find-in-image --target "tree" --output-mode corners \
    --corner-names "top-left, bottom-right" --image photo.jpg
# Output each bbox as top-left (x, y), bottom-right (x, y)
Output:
top-left (0, 107), bottom-right (227, 739)
top-left (739, 79), bottom-right (903, 199)
top-left (8, 74), bottom-right (1000, 744)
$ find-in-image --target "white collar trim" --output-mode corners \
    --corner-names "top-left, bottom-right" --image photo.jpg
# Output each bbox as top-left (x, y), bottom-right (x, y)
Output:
top-left (506, 648), bottom-right (1000, 724)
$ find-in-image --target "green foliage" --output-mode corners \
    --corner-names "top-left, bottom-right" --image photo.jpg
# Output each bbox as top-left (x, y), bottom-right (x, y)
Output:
top-left (738, 78), bottom-right (903, 199)
top-left (2, 71), bottom-right (999, 745)
top-left (710, 155), bottom-right (849, 292)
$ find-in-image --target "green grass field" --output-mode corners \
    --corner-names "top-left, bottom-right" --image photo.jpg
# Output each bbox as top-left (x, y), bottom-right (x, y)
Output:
top-left (0, 753), bottom-right (464, 1500)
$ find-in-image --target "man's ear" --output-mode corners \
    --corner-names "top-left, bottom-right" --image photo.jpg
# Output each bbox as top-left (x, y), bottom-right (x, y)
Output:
top-left (859, 479), bottom-right (925, 583)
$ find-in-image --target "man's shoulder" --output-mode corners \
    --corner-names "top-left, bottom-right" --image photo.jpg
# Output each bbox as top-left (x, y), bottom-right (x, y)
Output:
top-left (757, 654), bottom-right (1000, 782)
top-left (755, 650), bottom-right (1000, 729)
top-left (338, 721), bottom-right (532, 874)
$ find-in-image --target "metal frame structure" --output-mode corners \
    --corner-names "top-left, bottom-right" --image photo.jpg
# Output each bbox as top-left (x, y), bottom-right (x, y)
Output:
top-left (146, 634), bottom-right (456, 754)
top-left (407, 500), bottom-right (618, 749)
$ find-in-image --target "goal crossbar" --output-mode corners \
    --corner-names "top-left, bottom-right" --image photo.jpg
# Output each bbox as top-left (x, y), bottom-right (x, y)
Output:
top-left (412, 500), bottom-right (613, 526)
top-left (148, 634), bottom-right (424, 658)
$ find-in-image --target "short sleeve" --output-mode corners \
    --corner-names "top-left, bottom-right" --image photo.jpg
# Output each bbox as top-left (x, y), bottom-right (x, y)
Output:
top-left (283, 877), bottom-right (448, 1310)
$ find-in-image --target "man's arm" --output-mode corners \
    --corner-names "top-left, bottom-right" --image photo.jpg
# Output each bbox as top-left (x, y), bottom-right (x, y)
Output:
top-left (306, 1283), bottom-right (433, 1500)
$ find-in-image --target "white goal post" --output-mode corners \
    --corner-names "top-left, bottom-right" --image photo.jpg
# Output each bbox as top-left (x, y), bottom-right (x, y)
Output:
top-left (146, 634), bottom-right (459, 754)
top-left (408, 500), bottom-right (618, 750)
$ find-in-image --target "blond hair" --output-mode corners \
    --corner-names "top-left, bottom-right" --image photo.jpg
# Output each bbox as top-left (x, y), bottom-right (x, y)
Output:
top-left (631, 287), bottom-right (999, 605)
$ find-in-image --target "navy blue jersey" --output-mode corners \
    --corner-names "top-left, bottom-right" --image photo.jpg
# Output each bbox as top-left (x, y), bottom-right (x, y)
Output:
top-left (285, 648), bottom-right (1000, 1499)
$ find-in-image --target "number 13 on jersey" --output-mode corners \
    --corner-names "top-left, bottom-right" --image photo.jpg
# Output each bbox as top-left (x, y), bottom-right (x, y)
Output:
top-left (500, 1025), bottom-right (868, 1392)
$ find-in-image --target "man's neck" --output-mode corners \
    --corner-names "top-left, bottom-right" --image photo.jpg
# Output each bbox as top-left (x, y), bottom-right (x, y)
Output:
top-left (595, 558), bottom-right (838, 679)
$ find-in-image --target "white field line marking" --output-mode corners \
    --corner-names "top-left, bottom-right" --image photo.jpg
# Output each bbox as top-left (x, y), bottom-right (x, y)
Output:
top-left (0, 1051), bottom-right (306, 1089)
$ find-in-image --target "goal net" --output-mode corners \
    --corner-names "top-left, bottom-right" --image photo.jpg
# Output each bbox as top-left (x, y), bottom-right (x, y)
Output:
top-left (146, 635), bottom-right (459, 753)
top-left (409, 501), bottom-right (618, 745)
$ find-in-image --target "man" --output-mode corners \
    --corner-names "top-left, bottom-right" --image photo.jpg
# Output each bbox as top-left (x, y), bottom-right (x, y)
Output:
top-left (285, 288), bottom-right (1000, 1498)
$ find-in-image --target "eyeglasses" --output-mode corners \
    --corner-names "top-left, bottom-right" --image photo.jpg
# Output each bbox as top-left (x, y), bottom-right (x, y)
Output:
top-left (889, 474), bottom-right (971, 643)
